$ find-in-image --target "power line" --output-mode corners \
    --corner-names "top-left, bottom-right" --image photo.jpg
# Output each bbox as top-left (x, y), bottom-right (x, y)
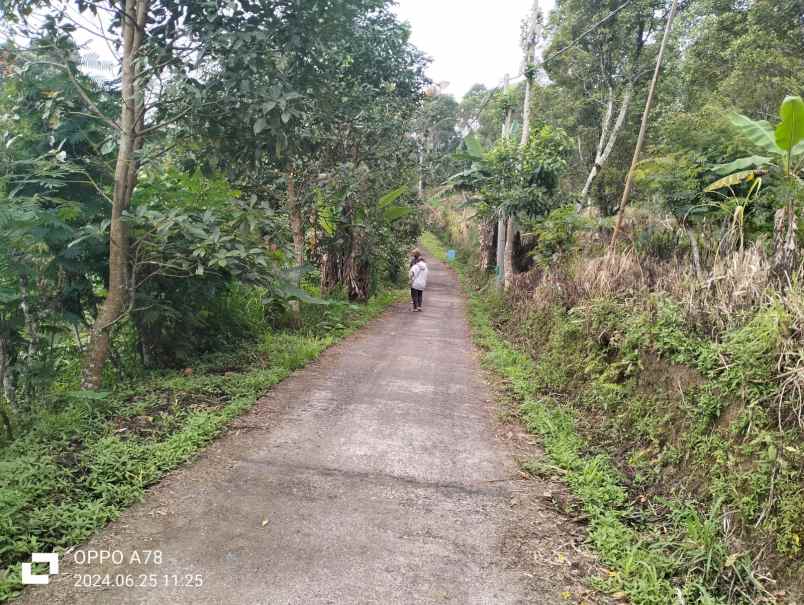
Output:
top-left (465, 0), bottom-right (635, 132)
top-left (540, 0), bottom-right (634, 66)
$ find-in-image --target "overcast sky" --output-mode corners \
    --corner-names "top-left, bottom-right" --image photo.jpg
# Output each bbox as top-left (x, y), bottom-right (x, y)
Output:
top-left (12, 1), bottom-right (556, 100)
top-left (393, 0), bottom-right (555, 99)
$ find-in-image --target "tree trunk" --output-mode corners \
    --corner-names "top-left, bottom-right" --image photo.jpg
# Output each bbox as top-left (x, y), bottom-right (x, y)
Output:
top-left (320, 252), bottom-right (341, 295)
top-left (495, 73), bottom-right (514, 291)
top-left (345, 227), bottom-right (370, 302)
top-left (495, 216), bottom-right (506, 290)
top-left (82, 0), bottom-right (148, 390)
top-left (519, 1), bottom-right (540, 148)
top-left (501, 73), bottom-right (512, 140)
top-left (287, 172), bottom-right (305, 321)
top-left (504, 217), bottom-right (515, 291)
top-left (478, 219), bottom-right (495, 272)
top-left (19, 275), bottom-right (39, 362)
top-left (417, 143), bottom-right (425, 199)
top-left (773, 205), bottom-right (798, 283)
top-left (579, 83), bottom-right (634, 212)
top-left (0, 335), bottom-right (14, 409)
top-left (0, 337), bottom-right (11, 437)
top-left (287, 173), bottom-right (305, 269)
top-left (684, 223), bottom-right (703, 280)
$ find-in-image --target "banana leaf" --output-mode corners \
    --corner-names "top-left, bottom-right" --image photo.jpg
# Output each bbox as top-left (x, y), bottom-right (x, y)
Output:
top-left (776, 96), bottom-right (804, 152)
top-left (705, 170), bottom-right (758, 192)
top-left (711, 156), bottom-right (771, 176)
top-left (728, 112), bottom-right (783, 156)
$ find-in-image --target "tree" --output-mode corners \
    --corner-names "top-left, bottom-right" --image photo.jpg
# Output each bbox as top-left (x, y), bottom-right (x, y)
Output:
top-left (413, 93), bottom-right (460, 197)
top-left (2, 0), bottom-right (231, 388)
top-left (705, 96), bottom-right (804, 280)
top-left (0, 46), bottom-right (111, 414)
top-left (504, 0), bottom-right (542, 290)
top-left (193, 1), bottom-right (426, 302)
top-left (544, 0), bottom-right (671, 211)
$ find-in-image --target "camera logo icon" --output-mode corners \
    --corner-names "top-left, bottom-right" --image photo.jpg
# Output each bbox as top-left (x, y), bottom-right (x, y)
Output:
top-left (21, 553), bottom-right (59, 585)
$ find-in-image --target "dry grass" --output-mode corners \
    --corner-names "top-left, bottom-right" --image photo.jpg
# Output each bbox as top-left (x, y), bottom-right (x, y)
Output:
top-left (659, 243), bottom-right (772, 334)
top-left (512, 234), bottom-right (804, 430)
top-left (512, 249), bottom-right (649, 313)
top-left (776, 287), bottom-right (804, 429)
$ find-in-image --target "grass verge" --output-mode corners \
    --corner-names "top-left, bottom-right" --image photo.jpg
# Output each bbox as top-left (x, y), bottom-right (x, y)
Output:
top-left (0, 290), bottom-right (402, 601)
top-left (421, 231), bottom-right (774, 605)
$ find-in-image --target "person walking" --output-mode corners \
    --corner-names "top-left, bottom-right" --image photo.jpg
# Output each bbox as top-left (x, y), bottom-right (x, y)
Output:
top-left (409, 254), bottom-right (428, 312)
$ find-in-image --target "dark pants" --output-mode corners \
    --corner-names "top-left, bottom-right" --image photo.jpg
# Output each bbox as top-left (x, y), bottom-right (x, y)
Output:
top-left (410, 288), bottom-right (423, 309)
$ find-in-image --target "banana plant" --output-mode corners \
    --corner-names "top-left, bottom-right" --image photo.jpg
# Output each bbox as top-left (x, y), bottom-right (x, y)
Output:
top-left (707, 95), bottom-right (804, 188)
top-left (706, 96), bottom-right (804, 275)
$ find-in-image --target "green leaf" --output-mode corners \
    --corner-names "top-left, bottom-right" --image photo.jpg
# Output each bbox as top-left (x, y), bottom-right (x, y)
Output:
top-left (100, 139), bottom-right (116, 155)
top-left (0, 287), bottom-right (21, 304)
top-left (378, 186), bottom-right (407, 208)
top-left (383, 206), bottom-right (412, 222)
top-left (729, 112), bottom-right (782, 156)
top-left (711, 156), bottom-right (772, 176)
top-left (463, 134), bottom-right (485, 159)
top-left (705, 170), bottom-right (758, 192)
top-left (275, 285), bottom-right (329, 305)
top-left (253, 118), bottom-right (267, 135)
top-left (65, 390), bottom-right (111, 401)
top-left (775, 96), bottom-right (804, 153)
top-left (319, 207), bottom-right (336, 236)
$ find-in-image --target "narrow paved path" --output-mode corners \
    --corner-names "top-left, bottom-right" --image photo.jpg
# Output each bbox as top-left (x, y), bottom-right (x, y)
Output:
top-left (21, 254), bottom-right (595, 604)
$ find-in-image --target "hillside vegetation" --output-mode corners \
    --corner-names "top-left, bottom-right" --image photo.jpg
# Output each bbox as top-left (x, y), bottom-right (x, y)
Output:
top-left (0, 1), bottom-right (422, 598)
top-left (1, 0), bottom-right (803, 603)
top-left (417, 1), bottom-right (804, 603)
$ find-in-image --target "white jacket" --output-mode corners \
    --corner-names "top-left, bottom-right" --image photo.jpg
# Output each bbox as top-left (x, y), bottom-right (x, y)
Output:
top-left (409, 260), bottom-right (428, 290)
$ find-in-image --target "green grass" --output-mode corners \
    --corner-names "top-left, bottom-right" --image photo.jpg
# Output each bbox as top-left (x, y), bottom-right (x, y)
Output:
top-left (423, 231), bottom-right (777, 605)
top-left (419, 231), bottom-right (450, 261)
top-left (0, 289), bottom-right (402, 602)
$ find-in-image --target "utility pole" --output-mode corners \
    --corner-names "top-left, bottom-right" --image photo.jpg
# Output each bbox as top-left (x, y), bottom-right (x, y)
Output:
top-left (610, 0), bottom-right (679, 250)
top-left (520, 0), bottom-right (540, 148)
top-left (503, 0), bottom-right (542, 291)
top-left (496, 73), bottom-right (512, 290)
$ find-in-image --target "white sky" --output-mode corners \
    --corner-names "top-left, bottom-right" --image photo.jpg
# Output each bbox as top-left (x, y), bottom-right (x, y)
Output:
top-left (10, 2), bottom-right (556, 99)
top-left (393, 0), bottom-right (555, 99)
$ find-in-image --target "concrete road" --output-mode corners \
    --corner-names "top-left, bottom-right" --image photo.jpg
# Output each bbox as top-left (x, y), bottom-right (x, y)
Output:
top-left (19, 253), bottom-right (583, 605)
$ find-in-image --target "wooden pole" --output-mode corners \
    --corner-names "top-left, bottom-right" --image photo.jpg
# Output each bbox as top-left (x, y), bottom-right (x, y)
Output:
top-left (609, 0), bottom-right (679, 250)
top-left (505, 0), bottom-right (541, 291)
top-left (496, 73), bottom-right (512, 290)
top-left (520, 0), bottom-right (540, 148)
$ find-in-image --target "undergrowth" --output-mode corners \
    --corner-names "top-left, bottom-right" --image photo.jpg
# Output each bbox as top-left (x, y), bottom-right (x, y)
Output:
top-left (0, 290), bottom-right (401, 602)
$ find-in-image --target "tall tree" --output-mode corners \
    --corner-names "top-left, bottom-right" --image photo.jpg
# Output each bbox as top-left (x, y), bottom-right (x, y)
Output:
top-left (545, 0), bottom-right (669, 212)
top-left (2, 0), bottom-right (229, 387)
top-left (504, 0), bottom-right (542, 291)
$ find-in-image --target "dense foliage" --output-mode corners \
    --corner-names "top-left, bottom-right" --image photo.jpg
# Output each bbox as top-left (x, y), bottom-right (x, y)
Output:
top-left (0, 2), bottom-right (425, 594)
top-left (422, 0), bottom-right (804, 602)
